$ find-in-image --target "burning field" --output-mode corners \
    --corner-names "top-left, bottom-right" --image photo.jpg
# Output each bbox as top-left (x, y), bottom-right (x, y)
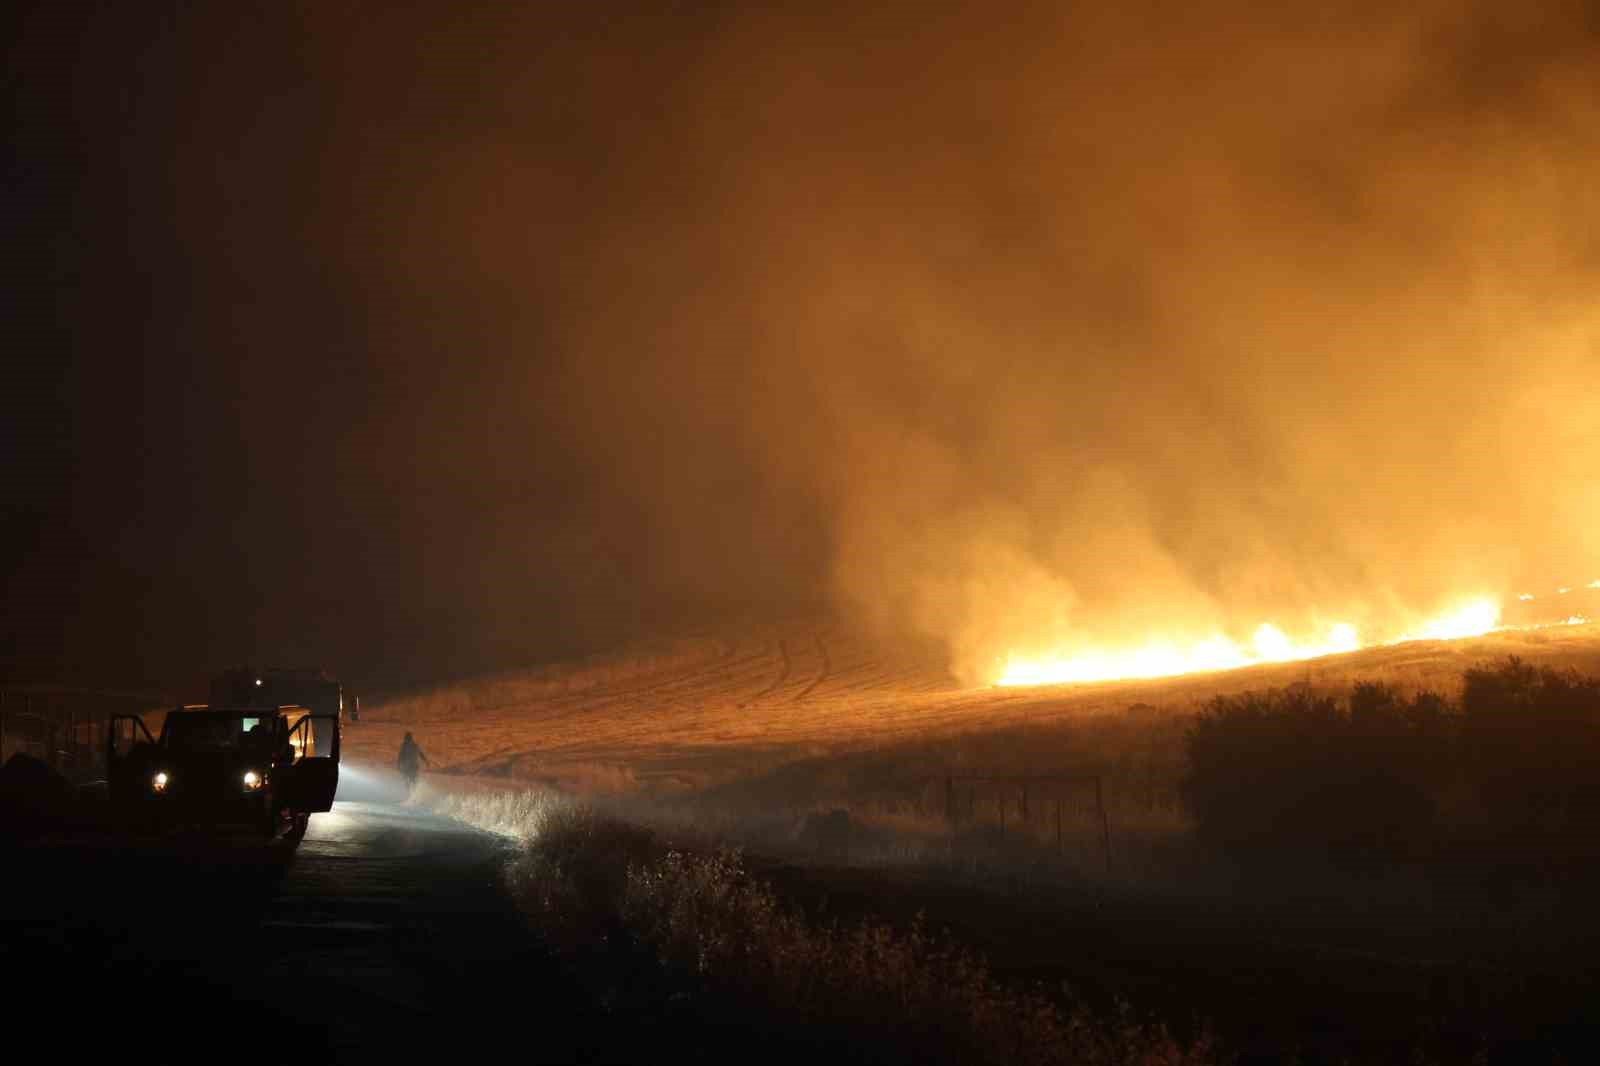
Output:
top-left (379, 613), bottom-right (1600, 1064)
top-left (996, 584), bottom-right (1596, 686)
top-left (14, 1), bottom-right (1600, 1060)
top-left (349, 582), bottom-right (1600, 791)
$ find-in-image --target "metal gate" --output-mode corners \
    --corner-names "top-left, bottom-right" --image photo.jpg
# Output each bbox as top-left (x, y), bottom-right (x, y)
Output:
top-left (1, 688), bottom-right (165, 784)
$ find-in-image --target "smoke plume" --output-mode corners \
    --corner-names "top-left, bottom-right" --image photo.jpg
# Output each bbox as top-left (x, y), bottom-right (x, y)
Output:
top-left (13, 1), bottom-right (1599, 686)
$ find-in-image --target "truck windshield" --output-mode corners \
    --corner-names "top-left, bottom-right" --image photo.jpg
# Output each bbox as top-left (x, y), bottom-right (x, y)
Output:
top-left (165, 715), bottom-right (271, 751)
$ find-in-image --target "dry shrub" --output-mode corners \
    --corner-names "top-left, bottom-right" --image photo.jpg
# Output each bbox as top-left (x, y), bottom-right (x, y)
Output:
top-left (620, 847), bottom-right (1214, 1065)
top-left (1183, 660), bottom-right (1600, 867)
top-left (1459, 658), bottom-right (1600, 850)
top-left (1183, 684), bottom-right (1440, 864)
top-left (437, 785), bottom-right (1217, 1066)
top-left (431, 787), bottom-right (656, 948)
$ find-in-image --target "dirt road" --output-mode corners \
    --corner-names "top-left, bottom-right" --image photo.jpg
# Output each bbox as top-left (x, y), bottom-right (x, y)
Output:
top-left (3, 770), bottom-right (606, 1061)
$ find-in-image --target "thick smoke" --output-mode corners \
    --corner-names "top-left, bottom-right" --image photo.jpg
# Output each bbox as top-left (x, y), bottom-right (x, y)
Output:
top-left (329, 2), bottom-right (1600, 681)
top-left (452, 2), bottom-right (1596, 681)
top-left (769, 6), bottom-right (1600, 678)
top-left (15, 1), bottom-right (1597, 687)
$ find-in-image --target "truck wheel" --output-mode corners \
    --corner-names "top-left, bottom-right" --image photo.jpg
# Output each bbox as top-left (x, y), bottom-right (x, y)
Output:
top-left (287, 813), bottom-right (309, 842)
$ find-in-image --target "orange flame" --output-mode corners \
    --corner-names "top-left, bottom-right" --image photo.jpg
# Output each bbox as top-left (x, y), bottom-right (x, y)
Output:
top-left (995, 598), bottom-right (1502, 687)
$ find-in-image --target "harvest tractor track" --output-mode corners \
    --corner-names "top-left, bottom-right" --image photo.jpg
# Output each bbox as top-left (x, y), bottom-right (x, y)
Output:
top-left (744, 638), bottom-right (792, 704)
top-left (793, 632), bottom-right (831, 702)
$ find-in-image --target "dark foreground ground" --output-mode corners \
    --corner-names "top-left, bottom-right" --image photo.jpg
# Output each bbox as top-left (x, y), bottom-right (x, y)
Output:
top-left (752, 854), bottom-right (1600, 1065)
top-left (0, 772), bottom-right (820, 1064)
top-left (5, 802), bottom-right (588, 1060)
top-left (12, 770), bottom-right (1600, 1065)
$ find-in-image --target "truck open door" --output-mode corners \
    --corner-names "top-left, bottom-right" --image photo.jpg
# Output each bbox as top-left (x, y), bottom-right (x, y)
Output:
top-left (106, 714), bottom-right (156, 803)
top-left (284, 714), bottom-right (340, 812)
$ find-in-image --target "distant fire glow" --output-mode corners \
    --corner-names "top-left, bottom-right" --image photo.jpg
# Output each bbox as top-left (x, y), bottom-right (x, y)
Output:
top-left (995, 599), bottom-right (1505, 687)
top-left (1394, 599), bottom-right (1501, 643)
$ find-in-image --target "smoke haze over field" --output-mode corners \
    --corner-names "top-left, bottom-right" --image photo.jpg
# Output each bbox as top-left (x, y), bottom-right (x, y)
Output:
top-left (7, 1), bottom-right (1599, 688)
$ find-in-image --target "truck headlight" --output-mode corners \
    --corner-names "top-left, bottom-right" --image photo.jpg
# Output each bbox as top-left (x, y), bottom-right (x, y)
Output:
top-left (242, 770), bottom-right (263, 791)
top-left (151, 771), bottom-right (170, 793)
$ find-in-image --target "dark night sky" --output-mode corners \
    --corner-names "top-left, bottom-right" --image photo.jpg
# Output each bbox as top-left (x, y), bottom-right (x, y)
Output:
top-left (7, 4), bottom-right (811, 690)
top-left (6, 3), bottom-right (1599, 692)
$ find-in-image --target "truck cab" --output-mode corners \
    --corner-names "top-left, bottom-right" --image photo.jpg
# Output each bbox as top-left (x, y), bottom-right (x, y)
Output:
top-left (107, 705), bottom-right (340, 839)
top-left (210, 666), bottom-right (345, 759)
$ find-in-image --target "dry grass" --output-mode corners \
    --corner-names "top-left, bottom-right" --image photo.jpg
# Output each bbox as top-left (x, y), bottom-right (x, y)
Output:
top-left (353, 621), bottom-right (1600, 798)
top-left (356, 622), bottom-right (1600, 903)
top-left (430, 783), bottom-right (1218, 1066)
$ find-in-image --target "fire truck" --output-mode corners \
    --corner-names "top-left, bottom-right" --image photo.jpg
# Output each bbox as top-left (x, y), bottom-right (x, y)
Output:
top-left (103, 667), bottom-right (346, 839)
top-left (106, 703), bottom-right (339, 839)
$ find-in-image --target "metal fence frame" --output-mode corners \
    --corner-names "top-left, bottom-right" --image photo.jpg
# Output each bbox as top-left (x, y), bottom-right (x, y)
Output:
top-left (0, 687), bottom-right (165, 784)
top-left (944, 772), bottom-right (1113, 874)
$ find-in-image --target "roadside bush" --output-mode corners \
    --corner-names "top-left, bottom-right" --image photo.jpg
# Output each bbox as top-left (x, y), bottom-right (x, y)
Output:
top-left (1459, 658), bottom-right (1600, 854)
top-left (1183, 684), bottom-right (1441, 864)
top-left (621, 846), bottom-right (1215, 1066)
top-left (1184, 660), bottom-right (1600, 868)
top-left (429, 786), bottom-right (658, 947)
top-left (440, 787), bottom-right (1217, 1066)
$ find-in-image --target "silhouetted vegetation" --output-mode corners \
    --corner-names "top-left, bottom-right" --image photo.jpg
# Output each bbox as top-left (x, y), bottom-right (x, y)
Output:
top-left (1184, 659), bottom-right (1600, 868)
top-left (436, 788), bottom-right (1218, 1066)
top-left (423, 657), bottom-right (1600, 1064)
